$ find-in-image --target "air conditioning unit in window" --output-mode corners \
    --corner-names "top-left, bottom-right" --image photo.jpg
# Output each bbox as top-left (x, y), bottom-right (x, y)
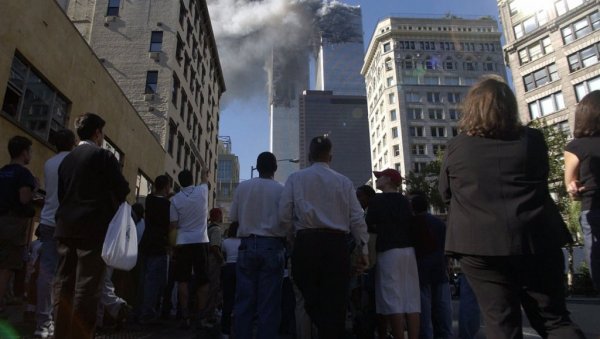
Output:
top-left (144, 94), bottom-right (155, 101)
top-left (149, 52), bottom-right (161, 61)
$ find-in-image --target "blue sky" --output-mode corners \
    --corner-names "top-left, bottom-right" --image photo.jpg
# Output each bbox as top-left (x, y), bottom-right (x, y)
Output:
top-left (218, 0), bottom-right (501, 180)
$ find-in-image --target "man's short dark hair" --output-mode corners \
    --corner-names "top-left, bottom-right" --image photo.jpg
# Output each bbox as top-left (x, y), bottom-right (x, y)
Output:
top-left (75, 113), bottom-right (105, 141)
top-left (8, 135), bottom-right (32, 159)
top-left (409, 192), bottom-right (429, 214)
top-left (53, 129), bottom-right (76, 152)
top-left (178, 170), bottom-right (194, 187)
top-left (154, 175), bottom-right (170, 192)
top-left (256, 152), bottom-right (277, 175)
top-left (309, 135), bottom-right (332, 162)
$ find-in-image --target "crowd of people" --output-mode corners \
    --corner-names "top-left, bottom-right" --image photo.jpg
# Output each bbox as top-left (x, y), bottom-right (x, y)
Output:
top-left (0, 79), bottom-right (598, 339)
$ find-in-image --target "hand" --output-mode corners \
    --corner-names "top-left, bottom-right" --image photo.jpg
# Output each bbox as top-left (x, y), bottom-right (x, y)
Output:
top-left (354, 254), bottom-right (369, 275)
top-left (567, 180), bottom-right (585, 199)
top-left (200, 168), bottom-right (209, 184)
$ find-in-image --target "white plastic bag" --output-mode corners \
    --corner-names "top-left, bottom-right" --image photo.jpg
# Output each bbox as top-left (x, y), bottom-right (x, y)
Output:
top-left (101, 202), bottom-right (138, 270)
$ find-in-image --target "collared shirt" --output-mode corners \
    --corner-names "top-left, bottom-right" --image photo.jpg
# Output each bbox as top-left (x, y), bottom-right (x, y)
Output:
top-left (230, 177), bottom-right (288, 237)
top-left (169, 184), bottom-right (209, 245)
top-left (40, 151), bottom-right (70, 226)
top-left (279, 162), bottom-right (369, 254)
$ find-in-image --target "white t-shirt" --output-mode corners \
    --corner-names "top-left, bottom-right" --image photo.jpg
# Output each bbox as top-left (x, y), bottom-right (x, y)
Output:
top-left (39, 152), bottom-right (70, 227)
top-left (222, 237), bottom-right (241, 263)
top-left (229, 177), bottom-right (287, 237)
top-left (169, 184), bottom-right (209, 245)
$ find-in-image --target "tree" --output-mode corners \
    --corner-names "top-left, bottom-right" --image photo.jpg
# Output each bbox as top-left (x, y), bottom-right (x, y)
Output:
top-left (405, 153), bottom-right (445, 213)
top-left (530, 120), bottom-right (583, 291)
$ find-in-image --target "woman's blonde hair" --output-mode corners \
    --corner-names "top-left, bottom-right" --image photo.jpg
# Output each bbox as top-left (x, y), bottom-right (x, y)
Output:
top-left (459, 76), bottom-right (521, 139)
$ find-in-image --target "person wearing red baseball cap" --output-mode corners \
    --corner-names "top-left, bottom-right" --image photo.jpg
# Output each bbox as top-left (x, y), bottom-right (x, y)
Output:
top-left (367, 168), bottom-right (420, 339)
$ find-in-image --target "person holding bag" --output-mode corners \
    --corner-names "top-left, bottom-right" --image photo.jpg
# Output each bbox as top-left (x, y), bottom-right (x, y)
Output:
top-left (54, 113), bottom-right (130, 339)
top-left (439, 77), bottom-right (583, 339)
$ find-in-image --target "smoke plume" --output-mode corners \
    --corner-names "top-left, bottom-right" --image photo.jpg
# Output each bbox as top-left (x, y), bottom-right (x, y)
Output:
top-left (206, 0), bottom-right (362, 108)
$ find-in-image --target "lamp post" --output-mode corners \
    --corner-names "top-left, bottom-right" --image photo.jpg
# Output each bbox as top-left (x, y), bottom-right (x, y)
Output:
top-left (250, 158), bottom-right (299, 178)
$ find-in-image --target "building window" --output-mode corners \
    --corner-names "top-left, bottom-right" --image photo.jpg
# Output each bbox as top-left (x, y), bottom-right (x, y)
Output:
top-left (383, 42), bottom-right (391, 52)
top-left (482, 58), bottom-right (495, 71)
top-left (432, 144), bottom-right (446, 155)
top-left (386, 77), bottom-right (395, 87)
top-left (145, 71), bottom-right (158, 94)
top-left (410, 126), bottom-right (424, 137)
top-left (523, 63), bottom-right (559, 92)
top-left (180, 91), bottom-right (187, 118)
top-left (514, 10), bottom-right (548, 39)
top-left (135, 171), bottom-right (153, 200)
top-left (447, 92), bottom-right (461, 103)
top-left (388, 93), bottom-right (396, 104)
top-left (444, 57), bottom-right (455, 70)
top-left (407, 108), bottom-right (423, 120)
top-left (430, 126), bottom-right (446, 138)
top-left (406, 91), bottom-right (421, 103)
top-left (393, 145), bottom-right (400, 156)
top-left (562, 12), bottom-right (600, 44)
top-left (149, 31), bottom-right (163, 52)
top-left (424, 76), bottom-right (439, 85)
top-left (452, 127), bottom-right (459, 136)
top-left (107, 0), bottom-right (120, 16)
top-left (574, 75), bottom-right (600, 101)
top-left (395, 163), bottom-right (402, 171)
top-left (392, 127), bottom-right (399, 138)
top-left (413, 162), bottom-right (427, 173)
top-left (449, 109), bottom-right (459, 120)
top-left (403, 76), bottom-right (418, 84)
top-left (463, 57), bottom-right (476, 71)
top-left (428, 109), bottom-right (443, 120)
top-left (518, 37), bottom-right (553, 65)
top-left (1, 54), bottom-right (70, 144)
top-left (427, 92), bottom-right (441, 103)
top-left (176, 134), bottom-right (184, 165)
top-left (176, 34), bottom-right (184, 64)
top-left (102, 138), bottom-right (124, 165)
top-left (403, 55), bottom-right (414, 69)
top-left (168, 120), bottom-right (176, 155)
top-left (568, 42), bottom-right (600, 72)
top-left (390, 109), bottom-right (397, 121)
top-left (528, 92), bottom-right (565, 119)
top-left (445, 76), bottom-right (459, 85)
top-left (179, 0), bottom-right (187, 27)
top-left (555, 0), bottom-right (584, 16)
top-left (424, 56), bottom-right (436, 70)
top-left (411, 144), bottom-right (426, 155)
top-left (172, 73), bottom-right (180, 106)
top-left (385, 58), bottom-right (393, 71)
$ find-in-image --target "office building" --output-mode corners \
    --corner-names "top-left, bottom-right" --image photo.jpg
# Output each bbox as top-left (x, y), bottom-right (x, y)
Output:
top-left (299, 91), bottom-right (370, 186)
top-left (216, 136), bottom-right (239, 222)
top-left (361, 16), bottom-right (506, 177)
top-left (63, 0), bottom-right (226, 204)
top-left (1, 0), bottom-right (165, 204)
top-left (498, 0), bottom-right (600, 130)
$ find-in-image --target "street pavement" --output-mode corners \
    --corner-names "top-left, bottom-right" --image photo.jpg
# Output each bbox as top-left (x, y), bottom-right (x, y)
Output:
top-left (2, 298), bottom-right (599, 338)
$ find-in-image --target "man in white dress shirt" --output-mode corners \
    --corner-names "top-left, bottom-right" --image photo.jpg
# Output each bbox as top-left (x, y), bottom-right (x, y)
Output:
top-left (230, 152), bottom-right (289, 339)
top-left (280, 135), bottom-right (369, 338)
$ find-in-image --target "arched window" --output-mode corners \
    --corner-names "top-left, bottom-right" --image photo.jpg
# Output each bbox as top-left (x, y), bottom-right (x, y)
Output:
top-left (424, 56), bottom-right (435, 69)
top-left (404, 55), bottom-right (414, 69)
top-left (463, 57), bottom-right (476, 71)
top-left (444, 56), bottom-right (454, 70)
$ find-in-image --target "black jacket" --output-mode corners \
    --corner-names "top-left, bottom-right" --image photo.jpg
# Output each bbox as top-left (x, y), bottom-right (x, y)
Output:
top-left (439, 127), bottom-right (571, 256)
top-left (55, 143), bottom-right (130, 242)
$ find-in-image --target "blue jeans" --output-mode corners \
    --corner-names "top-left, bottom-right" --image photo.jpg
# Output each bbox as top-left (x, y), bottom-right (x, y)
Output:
top-left (581, 209), bottom-right (600, 290)
top-left (458, 274), bottom-right (480, 339)
top-left (35, 224), bottom-right (59, 328)
top-left (234, 237), bottom-right (285, 339)
top-left (419, 282), bottom-right (453, 339)
top-left (139, 254), bottom-right (168, 320)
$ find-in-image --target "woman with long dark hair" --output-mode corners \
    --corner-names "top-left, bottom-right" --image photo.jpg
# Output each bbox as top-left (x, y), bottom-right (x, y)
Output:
top-left (564, 90), bottom-right (600, 291)
top-left (439, 77), bottom-right (583, 338)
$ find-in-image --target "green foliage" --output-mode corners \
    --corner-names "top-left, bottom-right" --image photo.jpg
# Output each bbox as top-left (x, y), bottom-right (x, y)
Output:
top-left (405, 152), bottom-right (445, 213)
top-left (529, 120), bottom-right (582, 243)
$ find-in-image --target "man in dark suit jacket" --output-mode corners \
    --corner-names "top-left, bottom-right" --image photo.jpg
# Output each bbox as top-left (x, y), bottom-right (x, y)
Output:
top-left (54, 113), bottom-right (129, 339)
